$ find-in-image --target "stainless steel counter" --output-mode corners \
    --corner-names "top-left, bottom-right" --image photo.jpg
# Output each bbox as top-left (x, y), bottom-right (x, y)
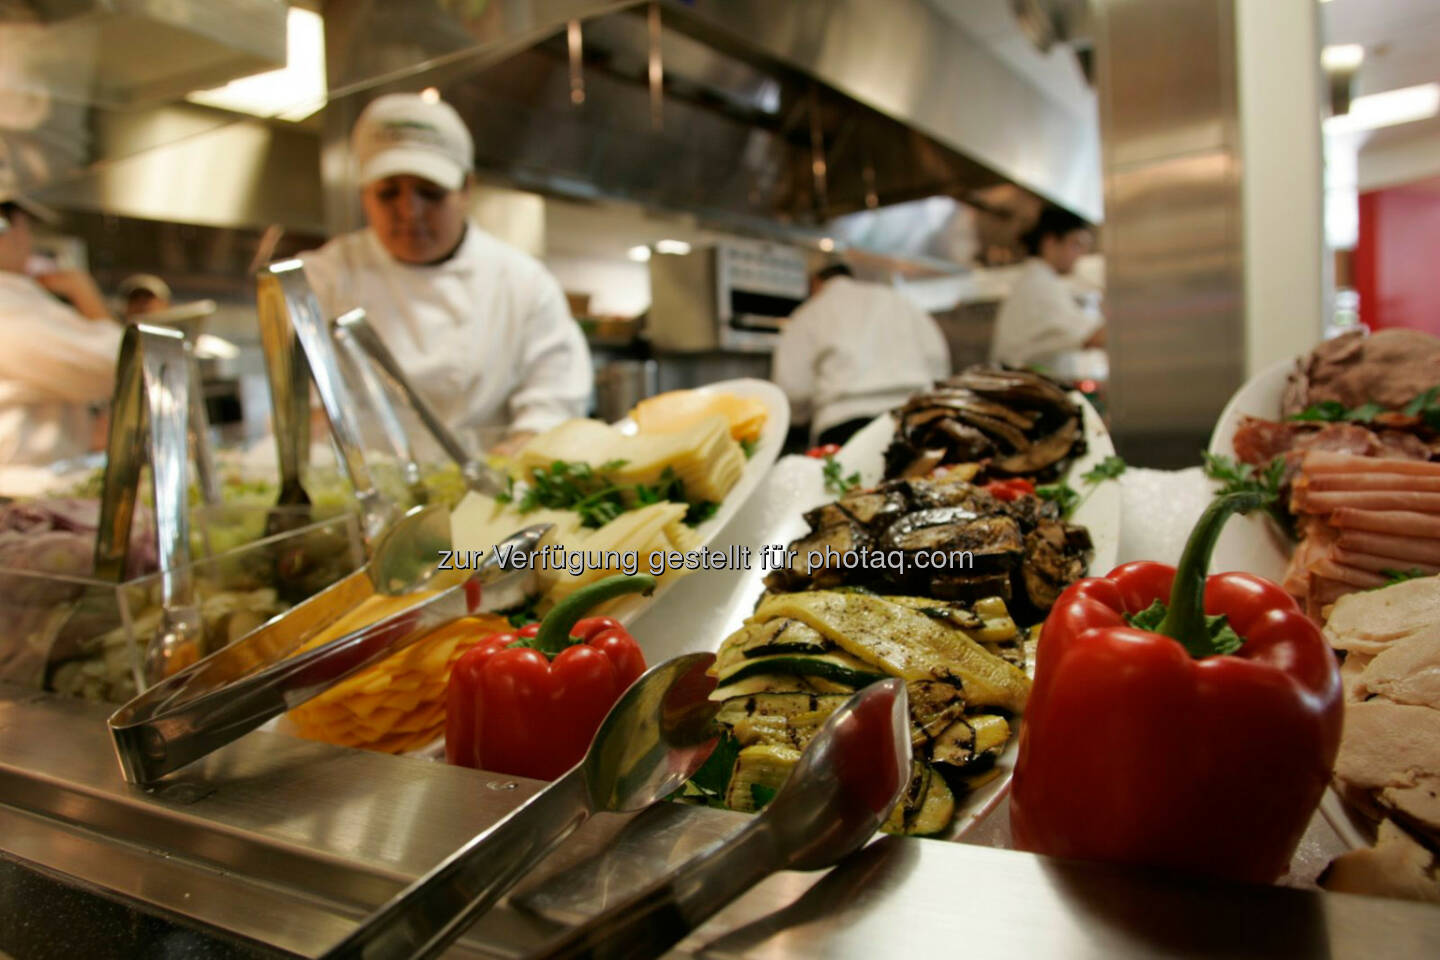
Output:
top-left (3, 685), bottom-right (1439, 959)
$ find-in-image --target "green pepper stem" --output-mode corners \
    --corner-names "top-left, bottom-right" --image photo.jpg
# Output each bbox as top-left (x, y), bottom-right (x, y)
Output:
top-left (533, 573), bottom-right (656, 656)
top-left (1155, 491), bottom-right (1264, 658)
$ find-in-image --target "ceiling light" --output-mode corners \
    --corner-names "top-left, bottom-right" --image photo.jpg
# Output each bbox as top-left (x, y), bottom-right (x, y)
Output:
top-left (627, 245), bottom-right (652, 262)
top-left (818, 237), bottom-right (835, 252)
top-left (654, 239), bottom-right (691, 255)
top-left (1321, 44), bottom-right (1364, 72)
top-left (420, 87), bottom-right (441, 104)
top-left (1324, 83), bottom-right (1440, 135)
top-left (187, 8), bottom-right (326, 122)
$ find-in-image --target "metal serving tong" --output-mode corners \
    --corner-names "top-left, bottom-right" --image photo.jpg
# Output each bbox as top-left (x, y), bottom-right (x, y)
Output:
top-left (92, 323), bottom-right (221, 688)
top-left (108, 506), bottom-right (549, 784)
top-left (256, 260), bottom-right (398, 547)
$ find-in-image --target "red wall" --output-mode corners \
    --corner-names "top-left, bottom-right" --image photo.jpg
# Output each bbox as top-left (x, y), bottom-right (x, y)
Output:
top-left (1356, 177), bottom-right (1440, 335)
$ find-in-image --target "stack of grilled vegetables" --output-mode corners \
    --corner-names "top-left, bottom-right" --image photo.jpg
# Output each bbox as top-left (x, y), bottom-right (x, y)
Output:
top-left (766, 474), bottom-right (1092, 615)
top-left (884, 367), bottom-right (1085, 480)
top-left (699, 588), bottom-right (1031, 836)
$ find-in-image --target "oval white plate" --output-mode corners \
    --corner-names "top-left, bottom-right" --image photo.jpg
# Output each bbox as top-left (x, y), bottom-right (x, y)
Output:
top-left (1207, 356), bottom-right (1379, 852)
top-left (1205, 357), bottom-right (1296, 583)
top-left (629, 389), bottom-right (1116, 840)
top-left (267, 381), bottom-right (789, 751)
top-left (838, 391), bottom-right (1120, 578)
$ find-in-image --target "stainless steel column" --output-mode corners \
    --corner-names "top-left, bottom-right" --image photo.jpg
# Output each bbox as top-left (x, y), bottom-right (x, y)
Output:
top-left (1093, 0), bottom-right (1246, 464)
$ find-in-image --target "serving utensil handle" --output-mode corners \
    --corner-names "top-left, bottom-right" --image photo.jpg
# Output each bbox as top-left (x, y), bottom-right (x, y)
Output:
top-left (532, 820), bottom-right (779, 960)
top-left (333, 309), bottom-right (508, 496)
top-left (322, 767), bottom-right (595, 960)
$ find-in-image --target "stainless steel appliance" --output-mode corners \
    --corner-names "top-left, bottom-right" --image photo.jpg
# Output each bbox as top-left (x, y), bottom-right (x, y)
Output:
top-left (648, 241), bottom-right (809, 354)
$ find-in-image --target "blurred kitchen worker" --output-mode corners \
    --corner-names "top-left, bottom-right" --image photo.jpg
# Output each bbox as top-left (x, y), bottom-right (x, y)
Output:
top-left (773, 262), bottom-right (951, 447)
top-left (302, 93), bottom-right (591, 455)
top-left (989, 206), bottom-right (1105, 374)
top-left (0, 191), bottom-right (122, 466)
top-left (117, 273), bottom-right (172, 319)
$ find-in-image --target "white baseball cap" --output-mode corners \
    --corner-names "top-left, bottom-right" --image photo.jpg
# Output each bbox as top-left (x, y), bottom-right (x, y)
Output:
top-left (351, 93), bottom-right (474, 192)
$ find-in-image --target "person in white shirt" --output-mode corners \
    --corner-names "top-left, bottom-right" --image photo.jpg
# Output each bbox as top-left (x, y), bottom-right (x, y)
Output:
top-left (0, 192), bottom-right (122, 466)
top-left (303, 93), bottom-right (592, 454)
top-left (989, 206), bottom-right (1105, 374)
top-left (772, 263), bottom-right (951, 447)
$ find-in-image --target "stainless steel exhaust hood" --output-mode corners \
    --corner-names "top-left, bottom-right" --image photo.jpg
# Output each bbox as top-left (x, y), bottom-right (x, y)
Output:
top-left (323, 0), bottom-right (1101, 245)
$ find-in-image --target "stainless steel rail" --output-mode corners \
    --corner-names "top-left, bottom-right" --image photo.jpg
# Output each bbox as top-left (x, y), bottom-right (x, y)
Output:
top-left (2, 686), bottom-right (1438, 959)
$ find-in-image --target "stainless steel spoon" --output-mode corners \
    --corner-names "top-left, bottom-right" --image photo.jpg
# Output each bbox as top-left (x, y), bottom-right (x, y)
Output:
top-left (319, 652), bottom-right (721, 960)
top-left (531, 677), bottom-right (913, 960)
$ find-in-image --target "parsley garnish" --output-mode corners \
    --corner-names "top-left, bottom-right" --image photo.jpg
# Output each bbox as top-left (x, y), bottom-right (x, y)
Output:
top-left (1127, 598), bottom-right (1244, 655)
top-left (1038, 455), bottom-right (1126, 519)
top-left (503, 593), bottom-right (541, 629)
top-left (1380, 567), bottom-right (1430, 587)
top-left (681, 731), bottom-right (741, 808)
top-left (1403, 387), bottom-right (1440, 431)
top-left (750, 784), bottom-right (778, 809)
top-left (514, 460), bottom-right (713, 528)
top-left (740, 437), bottom-right (758, 459)
top-left (822, 455), bottom-right (861, 495)
top-left (1201, 452), bottom-right (1291, 536)
top-left (1289, 401), bottom-right (1384, 423)
top-left (1036, 482), bottom-right (1080, 517)
top-left (1081, 455), bottom-right (1128, 485)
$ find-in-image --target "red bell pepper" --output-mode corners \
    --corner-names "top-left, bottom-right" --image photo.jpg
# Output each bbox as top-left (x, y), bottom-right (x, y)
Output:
top-left (1009, 492), bottom-right (1343, 883)
top-left (805, 443), bottom-right (841, 459)
top-left (445, 574), bottom-right (651, 780)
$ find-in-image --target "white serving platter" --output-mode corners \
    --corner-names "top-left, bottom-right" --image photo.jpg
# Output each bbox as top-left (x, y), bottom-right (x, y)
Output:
top-left (628, 390), bottom-right (1120, 840)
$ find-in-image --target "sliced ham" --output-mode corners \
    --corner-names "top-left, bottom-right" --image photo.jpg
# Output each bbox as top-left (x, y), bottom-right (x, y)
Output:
top-left (1306, 473), bottom-right (1440, 493)
top-left (1298, 490), bottom-right (1440, 514)
top-left (1332, 548), bottom-right (1440, 577)
top-left (1303, 450), bottom-right (1440, 477)
top-left (1306, 558), bottom-right (1390, 590)
top-left (1330, 509), bottom-right (1440, 539)
top-left (1336, 531), bottom-right (1440, 566)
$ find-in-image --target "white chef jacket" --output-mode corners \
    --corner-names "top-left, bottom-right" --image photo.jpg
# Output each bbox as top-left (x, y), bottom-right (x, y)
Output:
top-left (772, 276), bottom-right (951, 442)
top-left (302, 222), bottom-right (592, 436)
top-left (989, 258), bottom-right (1103, 372)
top-left (0, 273), bottom-right (122, 466)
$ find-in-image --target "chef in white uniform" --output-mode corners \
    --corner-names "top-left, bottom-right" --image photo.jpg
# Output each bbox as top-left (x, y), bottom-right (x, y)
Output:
top-left (773, 263), bottom-right (951, 447)
top-left (0, 190), bottom-right (122, 466)
top-left (303, 93), bottom-right (592, 453)
top-left (989, 206), bottom-right (1105, 376)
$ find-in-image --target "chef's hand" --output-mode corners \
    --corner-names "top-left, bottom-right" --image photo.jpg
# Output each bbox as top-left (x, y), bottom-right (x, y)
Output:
top-left (491, 431), bottom-right (536, 457)
top-left (35, 270), bottom-right (113, 321)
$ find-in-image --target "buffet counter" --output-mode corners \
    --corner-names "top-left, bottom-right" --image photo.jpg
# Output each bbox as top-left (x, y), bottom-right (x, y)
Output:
top-left (3, 685), bottom-right (1439, 960)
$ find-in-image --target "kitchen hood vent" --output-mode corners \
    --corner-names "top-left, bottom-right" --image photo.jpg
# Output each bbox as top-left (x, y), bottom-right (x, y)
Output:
top-left (17, 0), bottom-right (288, 108)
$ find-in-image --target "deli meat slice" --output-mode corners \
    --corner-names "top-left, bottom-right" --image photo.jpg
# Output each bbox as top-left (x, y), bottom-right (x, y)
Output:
top-left (1306, 558), bottom-right (1389, 590)
top-left (1303, 451), bottom-right (1440, 476)
top-left (1355, 629), bottom-right (1440, 710)
top-left (1336, 531), bottom-right (1440, 566)
top-left (1329, 509), bottom-right (1440, 539)
top-left (1324, 576), bottom-right (1440, 654)
top-left (1334, 698), bottom-right (1440, 837)
top-left (1332, 548), bottom-right (1440, 577)
top-left (1306, 473), bottom-right (1440, 493)
top-left (1297, 490), bottom-right (1440, 514)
